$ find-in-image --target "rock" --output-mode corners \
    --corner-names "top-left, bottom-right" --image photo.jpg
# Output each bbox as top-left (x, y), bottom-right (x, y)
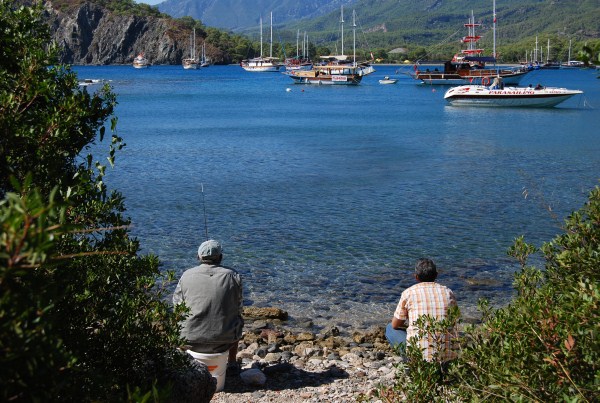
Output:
top-left (260, 328), bottom-right (283, 343)
top-left (167, 352), bottom-right (216, 403)
top-left (352, 332), bottom-right (366, 344)
top-left (243, 306), bottom-right (289, 320)
top-left (296, 332), bottom-right (316, 342)
top-left (263, 362), bottom-right (294, 375)
top-left (44, 2), bottom-right (225, 65)
top-left (240, 368), bottom-right (267, 386)
top-left (263, 352), bottom-right (282, 363)
top-left (323, 325), bottom-right (340, 337)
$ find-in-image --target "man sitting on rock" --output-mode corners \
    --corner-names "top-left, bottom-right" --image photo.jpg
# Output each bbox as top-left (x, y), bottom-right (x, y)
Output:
top-left (385, 258), bottom-right (457, 361)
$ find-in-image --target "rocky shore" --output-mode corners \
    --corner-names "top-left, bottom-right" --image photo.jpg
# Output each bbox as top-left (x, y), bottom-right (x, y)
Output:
top-left (211, 307), bottom-right (402, 402)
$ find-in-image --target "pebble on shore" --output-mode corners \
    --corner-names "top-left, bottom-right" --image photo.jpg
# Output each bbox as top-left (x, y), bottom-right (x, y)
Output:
top-left (210, 307), bottom-right (402, 402)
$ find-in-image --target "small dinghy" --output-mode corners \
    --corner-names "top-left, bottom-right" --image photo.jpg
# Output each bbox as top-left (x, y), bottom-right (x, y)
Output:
top-left (379, 76), bottom-right (397, 84)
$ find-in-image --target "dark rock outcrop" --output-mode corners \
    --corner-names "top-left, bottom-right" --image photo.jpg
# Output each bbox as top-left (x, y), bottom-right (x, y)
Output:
top-left (167, 351), bottom-right (216, 403)
top-left (41, 1), bottom-right (230, 65)
top-left (45, 1), bottom-right (182, 65)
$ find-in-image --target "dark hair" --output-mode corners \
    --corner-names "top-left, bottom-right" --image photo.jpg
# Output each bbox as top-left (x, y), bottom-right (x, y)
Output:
top-left (415, 258), bottom-right (437, 282)
top-left (200, 254), bottom-right (222, 265)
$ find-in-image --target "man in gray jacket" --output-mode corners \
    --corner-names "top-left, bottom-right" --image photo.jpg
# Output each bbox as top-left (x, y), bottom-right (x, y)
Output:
top-left (173, 240), bottom-right (244, 369)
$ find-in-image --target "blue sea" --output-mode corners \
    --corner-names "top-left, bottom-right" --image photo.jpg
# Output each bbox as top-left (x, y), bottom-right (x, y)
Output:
top-left (74, 64), bottom-right (600, 331)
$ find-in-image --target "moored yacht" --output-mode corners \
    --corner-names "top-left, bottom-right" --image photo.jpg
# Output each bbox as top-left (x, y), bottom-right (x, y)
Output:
top-left (285, 8), bottom-right (374, 85)
top-left (240, 13), bottom-right (282, 72)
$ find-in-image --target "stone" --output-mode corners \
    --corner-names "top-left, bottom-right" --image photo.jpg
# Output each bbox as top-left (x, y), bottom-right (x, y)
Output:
top-left (296, 332), bottom-right (316, 341)
top-left (167, 352), bottom-right (216, 403)
top-left (240, 368), bottom-right (267, 386)
top-left (263, 352), bottom-right (282, 363)
top-left (243, 306), bottom-right (289, 320)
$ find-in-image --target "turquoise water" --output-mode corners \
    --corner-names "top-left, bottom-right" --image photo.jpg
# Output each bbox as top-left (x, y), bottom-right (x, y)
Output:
top-left (74, 64), bottom-right (600, 330)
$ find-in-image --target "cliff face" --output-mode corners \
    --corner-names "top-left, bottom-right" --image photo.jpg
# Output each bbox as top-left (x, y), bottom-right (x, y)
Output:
top-left (44, 1), bottom-right (188, 65)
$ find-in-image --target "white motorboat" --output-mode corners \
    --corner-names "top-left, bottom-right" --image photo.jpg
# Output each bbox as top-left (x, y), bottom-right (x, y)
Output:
top-left (444, 81), bottom-right (583, 107)
top-left (379, 76), bottom-right (397, 84)
top-left (132, 53), bottom-right (149, 68)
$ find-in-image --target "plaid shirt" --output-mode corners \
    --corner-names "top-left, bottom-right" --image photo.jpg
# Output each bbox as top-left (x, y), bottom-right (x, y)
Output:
top-left (393, 282), bottom-right (457, 361)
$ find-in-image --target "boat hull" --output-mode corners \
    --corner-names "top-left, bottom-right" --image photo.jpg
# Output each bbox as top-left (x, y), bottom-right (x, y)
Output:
top-left (132, 53), bottom-right (149, 68)
top-left (444, 85), bottom-right (583, 107)
top-left (416, 69), bottom-right (527, 85)
top-left (241, 65), bottom-right (281, 72)
top-left (285, 63), bottom-right (373, 86)
top-left (287, 73), bottom-right (363, 85)
top-left (240, 57), bottom-right (282, 72)
top-left (182, 59), bottom-right (199, 70)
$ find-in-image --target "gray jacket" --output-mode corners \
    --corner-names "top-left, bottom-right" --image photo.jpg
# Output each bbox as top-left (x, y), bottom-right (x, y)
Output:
top-left (173, 263), bottom-right (243, 353)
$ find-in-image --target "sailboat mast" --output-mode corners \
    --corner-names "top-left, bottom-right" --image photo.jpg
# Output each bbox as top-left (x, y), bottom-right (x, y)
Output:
top-left (352, 10), bottom-right (356, 65)
top-left (340, 6), bottom-right (344, 56)
top-left (547, 38), bottom-right (550, 63)
top-left (303, 32), bottom-right (307, 59)
top-left (270, 12), bottom-right (273, 58)
top-left (296, 29), bottom-right (299, 58)
top-left (492, 0), bottom-right (496, 59)
top-left (259, 16), bottom-right (263, 58)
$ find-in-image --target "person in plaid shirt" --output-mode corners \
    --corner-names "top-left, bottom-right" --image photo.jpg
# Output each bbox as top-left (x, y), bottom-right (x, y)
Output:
top-left (386, 258), bottom-right (457, 361)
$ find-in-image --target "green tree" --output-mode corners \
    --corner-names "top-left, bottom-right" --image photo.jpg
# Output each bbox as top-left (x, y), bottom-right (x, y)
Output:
top-left (0, 2), bottom-right (191, 400)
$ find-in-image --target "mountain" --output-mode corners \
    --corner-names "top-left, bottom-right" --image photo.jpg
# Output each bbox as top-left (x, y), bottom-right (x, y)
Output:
top-left (304, 0), bottom-right (600, 46)
top-left (35, 0), bottom-right (600, 65)
top-left (157, 0), bottom-right (358, 31)
top-left (157, 0), bottom-right (599, 51)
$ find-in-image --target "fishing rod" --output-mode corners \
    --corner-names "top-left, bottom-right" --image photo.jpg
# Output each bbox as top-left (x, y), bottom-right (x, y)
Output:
top-left (201, 183), bottom-right (209, 241)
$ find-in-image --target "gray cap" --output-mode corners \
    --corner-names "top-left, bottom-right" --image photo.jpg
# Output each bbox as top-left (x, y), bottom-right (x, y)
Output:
top-left (198, 239), bottom-right (222, 258)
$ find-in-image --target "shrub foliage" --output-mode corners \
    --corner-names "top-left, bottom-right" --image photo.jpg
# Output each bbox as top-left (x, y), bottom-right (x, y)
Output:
top-left (0, 2), bottom-right (189, 400)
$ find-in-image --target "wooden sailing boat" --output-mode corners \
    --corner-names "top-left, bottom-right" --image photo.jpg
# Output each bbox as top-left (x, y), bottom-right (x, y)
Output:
top-left (541, 38), bottom-right (560, 69)
top-left (413, 1), bottom-right (529, 85)
top-left (240, 13), bottom-right (282, 72)
top-left (285, 7), bottom-right (374, 85)
top-left (285, 30), bottom-right (312, 71)
top-left (561, 39), bottom-right (585, 68)
top-left (182, 28), bottom-right (199, 70)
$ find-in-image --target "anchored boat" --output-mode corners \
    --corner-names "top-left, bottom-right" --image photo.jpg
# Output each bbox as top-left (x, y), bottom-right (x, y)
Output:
top-left (182, 28), bottom-right (199, 70)
top-left (240, 13), bottom-right (282, 72)
top-left (414, 5), bottom-right (529, 85)
top-left (285, 8), bottom-right (374, 85)
top-left (444, 78), bottom-right (583, 107)
top-left (132, 53), bottom-right (149, 69)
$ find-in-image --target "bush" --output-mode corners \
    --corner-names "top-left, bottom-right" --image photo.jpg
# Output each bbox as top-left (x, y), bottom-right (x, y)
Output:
top-left (0, 2), bottom-right (192, 400)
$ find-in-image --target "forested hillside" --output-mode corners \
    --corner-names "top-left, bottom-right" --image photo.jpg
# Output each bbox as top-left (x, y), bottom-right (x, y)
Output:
top-left (154, 0), bottom-right (599, 63)
top-left (157, 0), bottom-right (356, 30)
top-left (38, 0), bottom-right (600, 64)
top-left (278, 0), bottom-right (599, 61)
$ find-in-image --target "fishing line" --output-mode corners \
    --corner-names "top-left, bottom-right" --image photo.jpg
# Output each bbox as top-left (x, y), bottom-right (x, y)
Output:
top-left (201, 183), bottom-right (209, 241)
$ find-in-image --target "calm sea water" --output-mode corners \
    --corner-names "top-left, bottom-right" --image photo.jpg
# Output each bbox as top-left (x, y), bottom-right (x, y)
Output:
top-left (74, 64), bottom-right (600, 331)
